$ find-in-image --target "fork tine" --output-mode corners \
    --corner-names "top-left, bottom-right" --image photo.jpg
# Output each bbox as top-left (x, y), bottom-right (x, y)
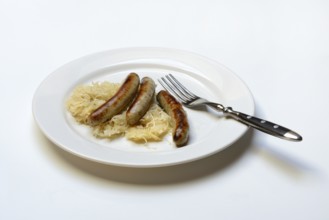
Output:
top-left (164, 75), bottom-right (193, 101)
top-left (165, 75), bottom-right (193, 101)
top-left (167, 74), bottom-right (198, 99)
top-left (158, 77), bottom-right (187, 103)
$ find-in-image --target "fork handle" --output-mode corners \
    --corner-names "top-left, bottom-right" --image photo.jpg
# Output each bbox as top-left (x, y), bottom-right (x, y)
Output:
top-left (223, 107), bottom-right (302, 141)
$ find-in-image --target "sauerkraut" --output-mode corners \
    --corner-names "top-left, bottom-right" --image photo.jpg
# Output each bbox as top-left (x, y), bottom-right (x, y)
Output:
top-left (66, 81), bottom-right (172, 143)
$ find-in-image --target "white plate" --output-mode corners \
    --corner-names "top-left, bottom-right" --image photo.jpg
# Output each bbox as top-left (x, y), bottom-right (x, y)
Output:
top-left (32, 47), bottom-right (254, 167)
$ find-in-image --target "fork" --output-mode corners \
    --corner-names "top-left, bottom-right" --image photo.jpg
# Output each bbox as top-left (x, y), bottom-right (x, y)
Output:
top-left (158, 74), bottom-right (302, 142)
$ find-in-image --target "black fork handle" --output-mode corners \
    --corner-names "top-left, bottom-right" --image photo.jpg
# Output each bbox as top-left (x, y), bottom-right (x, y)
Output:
top-left (211, 104), bottom-right (302, 142)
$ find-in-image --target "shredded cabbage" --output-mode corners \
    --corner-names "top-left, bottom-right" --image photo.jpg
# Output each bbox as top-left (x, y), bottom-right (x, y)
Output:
top-left (66, 81), bottom-right (172, 143)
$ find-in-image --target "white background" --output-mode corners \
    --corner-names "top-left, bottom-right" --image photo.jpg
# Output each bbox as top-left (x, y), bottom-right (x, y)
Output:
top-left (1, 0), bottom-right (329, 219)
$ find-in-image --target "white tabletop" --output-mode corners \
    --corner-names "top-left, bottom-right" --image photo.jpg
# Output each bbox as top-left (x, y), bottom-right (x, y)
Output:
top-left (1, 0), bottom-right (329, 219)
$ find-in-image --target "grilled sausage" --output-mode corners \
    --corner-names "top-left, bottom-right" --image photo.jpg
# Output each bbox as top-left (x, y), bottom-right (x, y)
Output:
top-left (88, 72), bottom-right (140, 125)
top-left (156, 90), bottom-right (189, 147)
top-left (126, 77), bottom-right (156, 125)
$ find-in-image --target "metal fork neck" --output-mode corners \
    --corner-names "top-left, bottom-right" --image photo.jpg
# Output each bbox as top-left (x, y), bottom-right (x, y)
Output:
top-left (205, 102), bottom-right (241, 118)
top-left (205, 102), bottom-right (233, 113)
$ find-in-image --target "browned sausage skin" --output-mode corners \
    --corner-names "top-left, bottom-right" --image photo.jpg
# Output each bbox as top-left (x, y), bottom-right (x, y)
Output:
top-left (88, 72), bottom-right (140, 126)
top-left (156, 90), bottom-right (189, 147)
top-left (126, 77), bottom-right (156, 125)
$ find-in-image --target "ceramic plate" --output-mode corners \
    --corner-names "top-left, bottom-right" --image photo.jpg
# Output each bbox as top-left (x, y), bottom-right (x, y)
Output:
top-left (32, 47), bottom-right (254, 167)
